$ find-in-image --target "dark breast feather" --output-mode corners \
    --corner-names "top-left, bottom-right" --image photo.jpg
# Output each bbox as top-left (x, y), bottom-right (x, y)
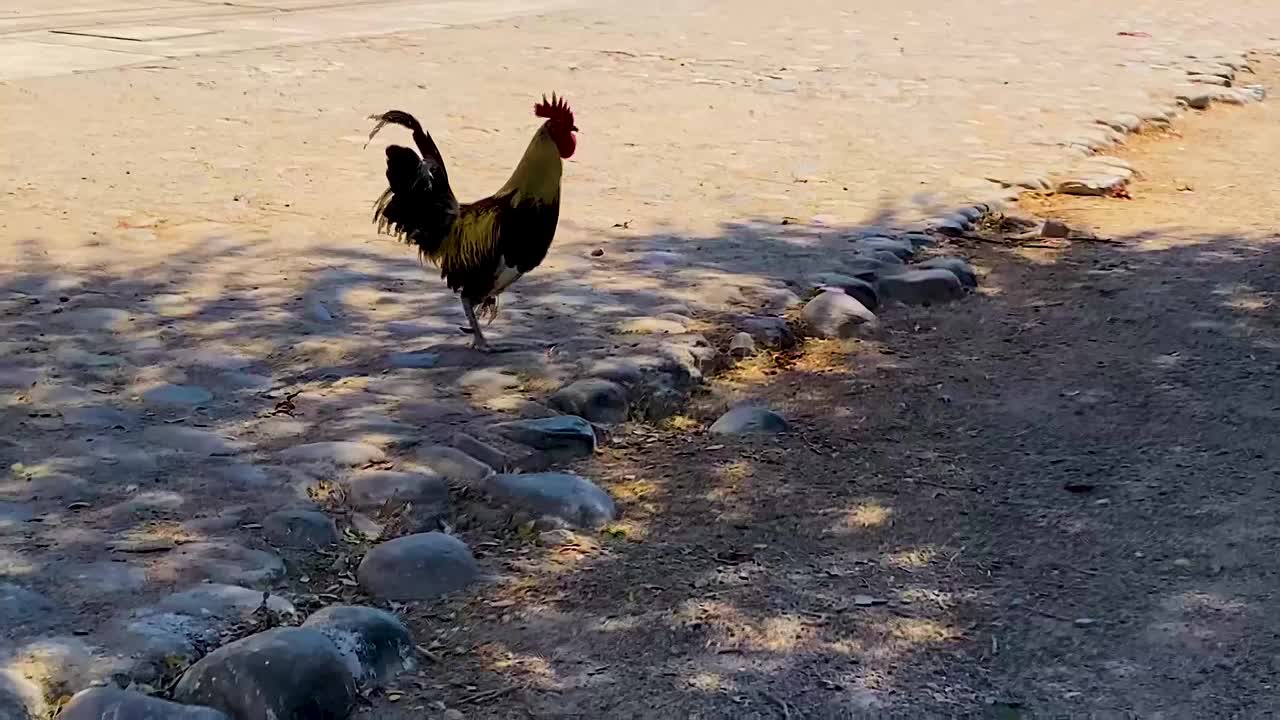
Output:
top-left (496, 194), bottom-right (560, 273)
top-left (437, 193), bottom-right (560, 304)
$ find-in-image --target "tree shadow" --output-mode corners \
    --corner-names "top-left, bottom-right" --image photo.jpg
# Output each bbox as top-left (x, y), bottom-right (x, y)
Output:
top-left (375, 221), bottom-right (1279, 718)
top-left (1, 206), bottom-right (1276, 717)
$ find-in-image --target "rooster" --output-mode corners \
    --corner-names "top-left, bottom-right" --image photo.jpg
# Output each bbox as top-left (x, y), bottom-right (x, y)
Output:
top-left (366, 94), bottom-right (577, 352)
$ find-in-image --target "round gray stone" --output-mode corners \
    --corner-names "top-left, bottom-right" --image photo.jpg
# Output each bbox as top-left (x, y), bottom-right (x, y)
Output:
top-left (142, 426), bottom-right (243, 456)
top-left (157, 541), bottom-right (286, 587)
top-left (173, 627), bottom-right (357, 720)
top-left (806, 272), bottom-right (880, 312)
top-left (451, 433), bottom-right (511, 473)
top-left (914, 256), bottom-right (978, 289)
top-left (357, 532), bottom-right (479, 601)
top-left (154, 584), bottom-right (297, 619)
top-left (851, 236), bottom-right (915, 260)
top-left (491, 416), bottom-right (597, 461)
top-left (878, 268), bottom-right (967, 305)
top-left (61, 688), bottom-right (229, 720)
top-left (548, 378), bottom-right (629, 424)
top-left (709, 406), bottom-right (790, 435)
top-left (141, 384), bottom-right (213, 408)
top-left (279, 441), bottom-right (386, 466)
top-left (488, 472), bottom-right (617, 529)
top-left (344, 469), bottom-right (449, 511)
top-left (801, 291), bottom-right (878, 339)
top-left (262, 509), bottom-right (340, 548)
top-left (414, 446), bottom-right (494, 487)
top-left (302, 606), bottom-right (415, 687)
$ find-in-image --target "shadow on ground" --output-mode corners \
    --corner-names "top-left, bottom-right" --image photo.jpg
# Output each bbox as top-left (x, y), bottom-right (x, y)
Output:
top-left (2, 209), bottom-right (1277, 717)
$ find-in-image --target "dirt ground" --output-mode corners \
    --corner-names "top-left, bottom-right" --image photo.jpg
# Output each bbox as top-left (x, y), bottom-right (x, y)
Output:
top-left (2, 3), bottom-right (1278, 718)
top-left (350, 69), bottom-right (1280, 718)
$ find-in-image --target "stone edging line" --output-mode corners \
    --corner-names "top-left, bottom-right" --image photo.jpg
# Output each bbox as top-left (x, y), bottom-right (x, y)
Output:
top-left (926, 47), bottom-right (1271, 238)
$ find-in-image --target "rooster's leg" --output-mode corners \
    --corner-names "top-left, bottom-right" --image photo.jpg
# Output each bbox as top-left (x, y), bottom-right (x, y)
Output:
top-left (461, 299), bottom-right (490, 352)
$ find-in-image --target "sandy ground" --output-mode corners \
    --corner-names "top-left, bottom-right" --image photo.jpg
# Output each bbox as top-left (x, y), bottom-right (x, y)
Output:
top-left (353, 64), bottom-right (1280, 718)
top-left (1, 0), bottom-right (1279, 717)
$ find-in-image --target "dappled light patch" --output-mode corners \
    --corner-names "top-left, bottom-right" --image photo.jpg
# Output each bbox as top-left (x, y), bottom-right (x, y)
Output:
top-left (838, 502), bottom-right (893, 531)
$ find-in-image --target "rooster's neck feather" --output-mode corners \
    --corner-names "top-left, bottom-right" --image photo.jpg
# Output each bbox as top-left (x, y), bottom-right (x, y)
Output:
top-left (496, 124), bottom-right (562, 205)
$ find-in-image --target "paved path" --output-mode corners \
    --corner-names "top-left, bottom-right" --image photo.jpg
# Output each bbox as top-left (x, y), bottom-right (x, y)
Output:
top-left (1, 0), bottom-right (1280, 716)
top-left (0, 0), bottom-right (586, 80)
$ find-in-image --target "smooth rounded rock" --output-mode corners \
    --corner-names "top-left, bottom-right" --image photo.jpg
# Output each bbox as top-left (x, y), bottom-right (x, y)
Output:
top-left (452, 433), bottom-right (511, 472)
top-left (842, 256), bottom-right (896, 281)
top-left (279, 441), bottom-right (385, 466)
top-left (488, 472), bottom-right (617, 529)
top-left (141, 384), bottom-right (213, 408)
top-left (357, 532), bottom-right (479, 601)
top-left (584, 358), bottom-right (645, 387)
top-left (61, 688), bottom-right (229, 720)
top-left (155, 541), bottom-right (285, 587)
top-left (879, 268), bottom-right (967, 305)
top-left (262, 509), bottom-right (340, 548)
top-left (414, 446), bottom-right (494, 487)
top-left (154, 584), bottom-right (297, 619)
top-left (852, 236), bottom-right (915, 260)
top-left (173, 627), bottom-right (357, 720)
top-left (915, 256), bottom-right (979, 289)
top-left (709, 406), bottom-right (790, 435)
top-left (302, 606), bottom-right (415, 687)
top-left (933, 215), bottom-right (970, 237)
top-left (548, 378), bottom-right (629, 424)
top-left (801, 291), bottom-right (878, 339)
top-left (344, 469), bottom-right (449, 510)
top-left (806, 272), bottom-right (880, 312)
top-left (739, 316), bottom-right (796, 349)
top-left (142, 426), bottom-right (243, 456)
top-left (491, 416), bottom-right (597, 461)
top-left (758, 287), bottom-right (803, 312)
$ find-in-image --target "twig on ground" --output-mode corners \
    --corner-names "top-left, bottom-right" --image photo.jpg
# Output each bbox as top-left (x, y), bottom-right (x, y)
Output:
top-left (456, 686), bottom-right (518, 705)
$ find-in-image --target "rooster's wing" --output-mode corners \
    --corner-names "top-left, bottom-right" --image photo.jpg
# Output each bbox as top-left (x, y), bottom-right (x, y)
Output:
top-left (368, 110), bottom-right (459, 257)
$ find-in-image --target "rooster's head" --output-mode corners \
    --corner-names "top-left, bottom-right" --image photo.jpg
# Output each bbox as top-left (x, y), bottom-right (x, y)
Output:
top-left (535, 93), bottom-right (577, 159)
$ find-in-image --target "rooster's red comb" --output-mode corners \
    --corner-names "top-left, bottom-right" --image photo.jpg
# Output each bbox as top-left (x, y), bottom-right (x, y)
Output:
top-left (534, 93), bottom-right (575, 127)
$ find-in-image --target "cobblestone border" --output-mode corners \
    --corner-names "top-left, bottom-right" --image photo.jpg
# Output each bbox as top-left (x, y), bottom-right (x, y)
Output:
top-left (929, 48), bottom-right (1268, 235)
